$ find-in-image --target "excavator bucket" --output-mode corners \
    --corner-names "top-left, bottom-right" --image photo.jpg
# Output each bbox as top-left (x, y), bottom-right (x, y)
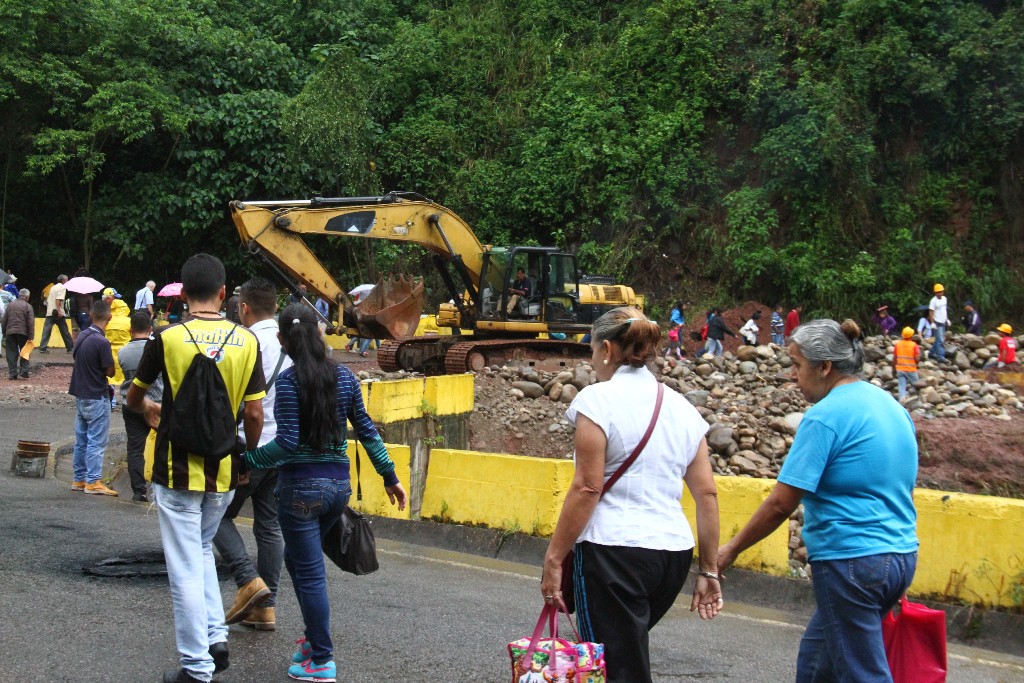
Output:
top-left (348, 274), bottom-right (425, 340)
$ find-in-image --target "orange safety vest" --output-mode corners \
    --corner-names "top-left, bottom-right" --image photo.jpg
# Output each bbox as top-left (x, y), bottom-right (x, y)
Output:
top-left (894, 340), bottom-right (919, 373)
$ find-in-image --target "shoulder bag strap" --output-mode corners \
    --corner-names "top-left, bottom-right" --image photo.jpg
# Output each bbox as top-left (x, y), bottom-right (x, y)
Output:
top-left (266, 350), bottom-right (287, 387)
top-left (601, 382), bottom-right (665, 496)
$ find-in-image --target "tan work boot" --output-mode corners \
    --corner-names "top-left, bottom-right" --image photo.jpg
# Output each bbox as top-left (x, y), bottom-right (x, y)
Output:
top-left (225, 577), bottom-right (271, 624)
top-left (84, 482), bottom-right (119, 496)
top-left (241, 606), bottom-right (276, 631)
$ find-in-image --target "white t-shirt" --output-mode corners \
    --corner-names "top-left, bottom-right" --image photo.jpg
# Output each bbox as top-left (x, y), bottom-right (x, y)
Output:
top-left (135, 287), bottom-right (154, 310)
top-left (566, 365), bottom-right (709, 551)
top-left (740, 319), bottom-right (759, 345)
top-left (45, 282), bottom-right (67, 316)
top-left (247, 318), bottom-right (292, 447)
top-left (929, 296), bottom-right (948, 325)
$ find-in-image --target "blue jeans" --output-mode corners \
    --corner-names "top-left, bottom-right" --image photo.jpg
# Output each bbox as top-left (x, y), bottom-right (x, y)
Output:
top-left (772, 333), bottom-right (785, 346)
top-left (797, 551), bottom-right (917, 683)
top-left (154, 484), bottom-right (235, 683)
top-left (277, 478), bottom-right (351, 664)
top-left (930, 324), bottom-right (946, 360)
top-left (705, 338), bottom-right (723, 356)
top-left (73, 398), bottom-right (111, 483)
top-left (897, 371), bottom-right (919, 400)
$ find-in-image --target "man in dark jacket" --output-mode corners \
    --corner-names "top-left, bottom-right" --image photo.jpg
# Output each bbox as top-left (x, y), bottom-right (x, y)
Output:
top-left (2, 288), bottom-right (34, 379)
top-left (704, 308), bottom-right (737, 356)
top-left (962, 301), bottom-right (982, 335)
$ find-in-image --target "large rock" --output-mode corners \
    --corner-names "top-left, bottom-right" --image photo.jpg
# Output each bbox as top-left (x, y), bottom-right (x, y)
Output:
top-left (785, 412), bottom-right (804, 432)
top-left (736, 345), bottom-right (759, 362)
top-left (739, 361), bottom-right (758, 375)
top-left (559, 384), bottom-right (578, 404)
top-left (571, 366), bottom-right (593, 389)
top-left (728, 454), bottom-right (758, 474)
top-left (863, 346), bottom-right (886, 362)
top-left (756, 345), bottom-right (775, 360)
top-left (707, 427), bottom-right (736, 454)
top-left (984, 333), bottom-right (1002, 347)
top-left (954, 351), bottom-right (971, 370)
top-left (684, 390), bottom-right (711, 408)
top-left (511, 381), bottom-right (544, 399)
top-left (694, 364), bottom-right (715, 378)
top-left (548, 382), bottom-right (564, 401)
top-left (964, 335), bottom-right (985, 350)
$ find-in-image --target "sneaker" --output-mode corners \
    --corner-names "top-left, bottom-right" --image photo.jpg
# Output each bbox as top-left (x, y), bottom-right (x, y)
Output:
top-left (225, 576), bottom-right (271, 624)
top-left (71, 481), bottom-right (86, 492)
top-left (38, 348), bottom-right (50, 354)
top-left (242, 606), bottom-right (276, 631)
top-left (84, 482), bottom-right (119, 496)
top-left (132, 492), bottom-right (150, 503)
top-left (210, 641), bottom-right (229, 673)
top-left (288, 659), bottom-right (336, 682)
top-left (360, 351), bottom-right (369, 357)
top-left (292, 637), bottom-right (312, 664)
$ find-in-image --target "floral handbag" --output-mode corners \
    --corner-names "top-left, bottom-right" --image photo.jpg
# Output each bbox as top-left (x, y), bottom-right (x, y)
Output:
top-left (508, 603), bottom-right (606, 683)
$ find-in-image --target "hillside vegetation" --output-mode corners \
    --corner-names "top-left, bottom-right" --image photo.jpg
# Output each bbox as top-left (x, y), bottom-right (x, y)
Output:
top-left (2, 0), bottom-right (1022, 319)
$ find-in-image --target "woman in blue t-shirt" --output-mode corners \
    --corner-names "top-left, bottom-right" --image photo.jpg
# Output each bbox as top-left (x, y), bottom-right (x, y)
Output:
top-left (718, 318), bottom-right (918, 683)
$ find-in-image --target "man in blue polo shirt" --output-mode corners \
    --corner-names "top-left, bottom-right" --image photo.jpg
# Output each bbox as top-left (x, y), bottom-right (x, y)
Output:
top-left (69, 300), bottom-right (118, 496)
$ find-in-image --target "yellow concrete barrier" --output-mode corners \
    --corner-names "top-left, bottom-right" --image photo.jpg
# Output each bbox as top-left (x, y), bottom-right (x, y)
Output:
top-left (421, 449), bottom-right (575, 536)
top-left (684, 476), bottom-right (791, 576)
top-left (348, 441), bottom-right (411, 520)
top-left (913, 489), bottom-right (1024, 608)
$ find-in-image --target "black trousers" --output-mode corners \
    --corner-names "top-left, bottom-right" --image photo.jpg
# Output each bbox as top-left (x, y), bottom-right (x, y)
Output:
top-left (574, 541), bottom-right (694, 683)
top-left (122, 409), bottom-right (150, 495)
top-left (5, 334), bottom-right (29, 377)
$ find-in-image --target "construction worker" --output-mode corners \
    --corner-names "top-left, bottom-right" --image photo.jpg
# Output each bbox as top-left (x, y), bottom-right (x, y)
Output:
top-left (894, 327), bottom-right (921, 401)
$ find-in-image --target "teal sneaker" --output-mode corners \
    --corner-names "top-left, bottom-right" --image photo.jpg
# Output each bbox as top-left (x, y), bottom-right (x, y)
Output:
top-left (291, 637), bottom-right (312, 664)
top-left (288, 659), bottom-right (336, 682)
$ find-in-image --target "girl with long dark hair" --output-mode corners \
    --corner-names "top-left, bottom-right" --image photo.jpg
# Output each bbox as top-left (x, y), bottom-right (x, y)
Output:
top-left (245, 304), bottom-right (407, 682)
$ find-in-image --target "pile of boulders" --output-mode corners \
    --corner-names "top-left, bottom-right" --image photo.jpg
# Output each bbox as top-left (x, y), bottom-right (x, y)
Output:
top-left (479, 333), bottom-right (1023, 478)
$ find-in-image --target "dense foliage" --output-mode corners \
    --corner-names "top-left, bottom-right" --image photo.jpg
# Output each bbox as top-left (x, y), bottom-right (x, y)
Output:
top-left (2, 0), bottom-right (1022, 322)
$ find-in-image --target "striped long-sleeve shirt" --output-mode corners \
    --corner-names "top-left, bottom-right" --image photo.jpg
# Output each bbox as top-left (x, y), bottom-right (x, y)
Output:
top-left (244, 363), bottom-right (398, 486)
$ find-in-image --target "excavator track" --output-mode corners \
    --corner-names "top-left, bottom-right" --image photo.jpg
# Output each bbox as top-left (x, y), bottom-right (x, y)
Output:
top-left (378, 337), bottom-right (591, 374)
top-left (444, 338), bottom-right (590, 374)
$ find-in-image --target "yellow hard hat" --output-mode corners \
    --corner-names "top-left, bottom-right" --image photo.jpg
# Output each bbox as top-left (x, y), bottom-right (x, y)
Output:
top-left (933, 283), bottom-right (944, 293)
top-left (902, 327), bottom-right (914, 339)
top-left (998, 323), bottom-right (1013, 335)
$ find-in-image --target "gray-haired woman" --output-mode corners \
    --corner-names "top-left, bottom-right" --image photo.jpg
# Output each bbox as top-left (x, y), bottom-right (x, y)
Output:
top-left (541, 307), bottom-right (722, 683)
top-left (718, 319), bottom-right (918, 682)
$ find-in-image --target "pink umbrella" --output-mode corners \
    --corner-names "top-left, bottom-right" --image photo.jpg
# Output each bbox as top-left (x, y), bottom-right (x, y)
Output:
top-left (157, 282), bottom-right (182, 297)
top-left (64, 276), bottom-right (104, 294)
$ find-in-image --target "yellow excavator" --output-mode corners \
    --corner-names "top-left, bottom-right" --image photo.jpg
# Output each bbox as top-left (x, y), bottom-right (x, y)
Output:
top-left (230, 192), bottom-right (640, 374)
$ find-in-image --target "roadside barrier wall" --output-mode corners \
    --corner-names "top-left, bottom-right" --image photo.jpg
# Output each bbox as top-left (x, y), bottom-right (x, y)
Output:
top-left (409, 446), bottom-right (1023, 608)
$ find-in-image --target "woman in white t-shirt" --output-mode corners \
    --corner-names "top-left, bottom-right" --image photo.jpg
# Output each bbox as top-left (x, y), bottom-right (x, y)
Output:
top-left (541, 307), bottom-right (722, 683)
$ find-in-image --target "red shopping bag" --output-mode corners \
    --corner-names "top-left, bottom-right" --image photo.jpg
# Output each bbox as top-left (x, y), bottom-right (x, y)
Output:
top-left (882, 596), bottom-right (947, 683)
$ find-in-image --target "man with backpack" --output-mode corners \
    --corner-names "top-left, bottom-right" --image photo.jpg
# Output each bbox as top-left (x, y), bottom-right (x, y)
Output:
top-left (213, 277), bottom-right (289, 633)
top-left (127, 253), bottom-right (265, 683)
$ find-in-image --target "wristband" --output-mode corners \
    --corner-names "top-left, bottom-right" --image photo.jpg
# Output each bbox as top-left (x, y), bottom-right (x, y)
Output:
top-left (697, 570), bottom-right (721, 581)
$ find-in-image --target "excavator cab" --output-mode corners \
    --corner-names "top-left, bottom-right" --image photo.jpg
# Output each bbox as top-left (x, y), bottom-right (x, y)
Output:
top-left (477, 247), bottom-right (581, 327)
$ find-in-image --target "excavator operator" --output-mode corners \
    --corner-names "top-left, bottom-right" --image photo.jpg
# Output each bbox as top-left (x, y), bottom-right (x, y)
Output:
top-left (506, 268), bottom-right (532, 315)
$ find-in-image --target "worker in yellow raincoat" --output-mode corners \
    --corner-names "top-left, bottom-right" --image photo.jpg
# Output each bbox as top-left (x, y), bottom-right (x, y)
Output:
top-left (102, 288), bottom-right (132, 407)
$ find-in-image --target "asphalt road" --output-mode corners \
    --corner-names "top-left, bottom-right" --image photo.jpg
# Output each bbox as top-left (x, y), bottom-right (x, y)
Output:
top-left (1, 403), bottom-right (1023, 681)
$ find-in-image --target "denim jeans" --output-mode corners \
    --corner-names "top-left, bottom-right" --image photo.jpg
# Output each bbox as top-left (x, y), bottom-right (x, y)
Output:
top-left (73, 398), bottom-right (111, 483)
top-left (797, 551), bottom-right (917, 683)
top-left (213, 468), bottom-right (284, 605)
top-left (39, 313), bottom-right (73, 350)
top-left (277, 477), bottom-right (351, 664)
top-left (704, 338), bottom-right (723, 356)
top-left (896, 371), bottom-right (919, 400)
top-left (930, 323), bottom-right (946, 360)
top-left (154, 484), bottom-right (235, 683)
top-left (772, 333), bottom-right (785, 346)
